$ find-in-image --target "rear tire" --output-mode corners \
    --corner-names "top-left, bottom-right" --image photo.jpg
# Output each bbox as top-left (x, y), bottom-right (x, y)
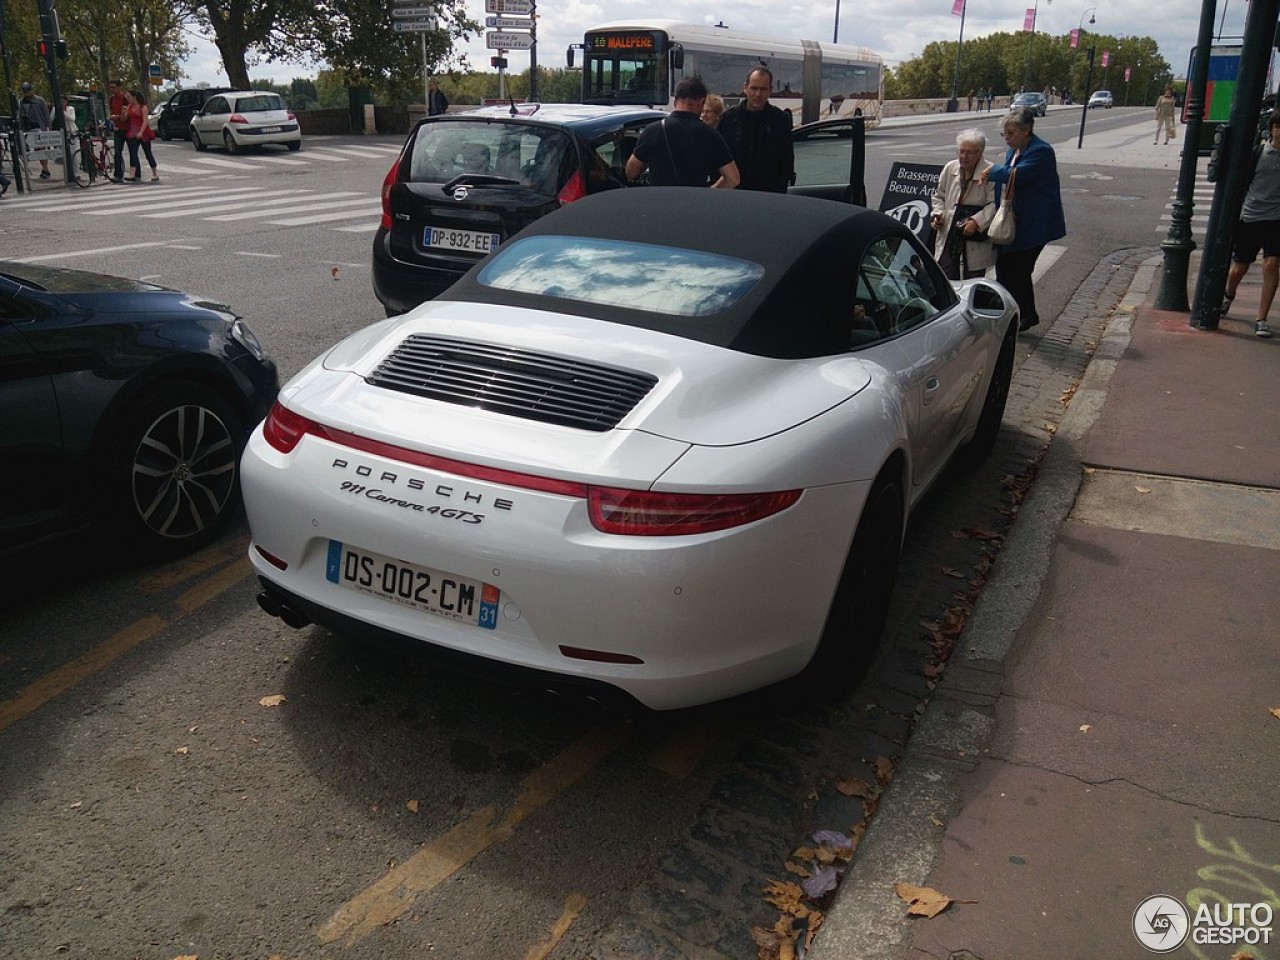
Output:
top-left (961, 324), bottom-right (1016, 465)
top-left (286, 139), bottom-right (301, 152)
top-left (224, 131), bottom-right (239, 155)
top-left (107, 381), bottom-right (245, 558)
top-left (807, 473), bottom-right (904, 686)
top-left (192, 128), bottom-right (207, 151)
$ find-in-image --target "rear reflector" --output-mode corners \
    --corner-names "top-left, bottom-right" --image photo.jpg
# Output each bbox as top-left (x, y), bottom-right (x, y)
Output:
top-left (559, 645), bottom-right (645, 664)
top-left (254, 545), bottom-right (289, 570)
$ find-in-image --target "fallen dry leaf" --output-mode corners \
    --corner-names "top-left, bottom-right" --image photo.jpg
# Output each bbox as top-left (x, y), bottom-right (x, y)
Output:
top-left (1270, 708), bottom-right (1280, 721)
top-left (175, 746), bottom-right (190, 755)
top-left (874, 756), bottom-right (895, 784)
top-left (1079, 724), bottom-right (1092, 733)
top-left (784, 860), bottom-right (812, 878)
top-left (258, 694), bottom-right (286, 708)
top-left (836, 777), bottom-right (876, 800)
top-left (894, 881), bottom-right (977, 918)
top-left (941, 567), bottom-right (966, 579)
top-left (1135, 486), bottom-right (1152, 494)
top-left (406, 799), bottom-right (419, 814)
top-left (172, 955), bottom-right (199, 960)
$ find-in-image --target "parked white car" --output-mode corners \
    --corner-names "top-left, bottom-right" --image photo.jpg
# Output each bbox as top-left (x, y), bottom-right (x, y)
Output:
top-left (190, 90), bottom-right (301, 153)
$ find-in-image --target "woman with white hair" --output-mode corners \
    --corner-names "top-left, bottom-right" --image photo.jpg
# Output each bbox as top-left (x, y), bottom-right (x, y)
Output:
top-left (930, 128), bottom-right (997, 280)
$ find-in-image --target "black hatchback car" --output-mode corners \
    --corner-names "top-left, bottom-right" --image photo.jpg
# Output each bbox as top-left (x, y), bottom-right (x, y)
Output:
top-left (371, 105), bottom-right (866, 315)
top-left (155, 86), bottom-right (235, 140)
top-left (0, 262), bottom-right (278, 559)
top-left (372, 103), bottom-right (665, 315)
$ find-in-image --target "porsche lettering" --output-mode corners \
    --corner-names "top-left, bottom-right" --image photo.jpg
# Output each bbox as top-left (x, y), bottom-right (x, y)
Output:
top-left (332, 459), bottom-right (513, 511)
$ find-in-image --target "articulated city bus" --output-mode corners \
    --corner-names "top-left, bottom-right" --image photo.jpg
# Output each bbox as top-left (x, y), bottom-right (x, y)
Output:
top-left (568, 20), bottom-right (884, 126)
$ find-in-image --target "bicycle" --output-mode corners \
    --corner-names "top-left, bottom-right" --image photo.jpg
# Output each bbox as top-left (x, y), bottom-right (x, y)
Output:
top-left (73, 131), bottom-right (111, 187)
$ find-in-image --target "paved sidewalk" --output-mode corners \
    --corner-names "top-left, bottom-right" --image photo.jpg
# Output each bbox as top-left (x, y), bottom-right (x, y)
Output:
top-left (812, 250), bottom-right (1280, 960)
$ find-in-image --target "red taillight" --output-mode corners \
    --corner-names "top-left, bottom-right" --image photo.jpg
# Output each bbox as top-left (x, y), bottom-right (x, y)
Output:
top-left (557, 170), bottom-right (587, 205)
top-left (588, 488), bottom-right (801, 536)
top-left (262, 402), bottom-right (316, 453)
top-left (380, 157), bottom-right (401, 229)
top-left (286, 110), bottom-right (296, 120)
top-left (229, 113), bottom-right (247, 124)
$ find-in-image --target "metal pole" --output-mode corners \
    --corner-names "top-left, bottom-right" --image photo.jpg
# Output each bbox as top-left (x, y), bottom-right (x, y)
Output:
top-left (1189, 0), bottom-right (1280, 327)
top-left (421, 32), bottom-right (430, 117)
top-left (1153, 0), bottom-right (1218, 312)
top-left (833, 0), bottom-right (840, 44)
top-left (1077, 47), bottom-right (1094, 148)
top-left (950, 0), bottom-right (967, 107)
top-left (1024, 0), bottom-right (1039, 91)
top-left (529, 2), bottom-right (538, 101)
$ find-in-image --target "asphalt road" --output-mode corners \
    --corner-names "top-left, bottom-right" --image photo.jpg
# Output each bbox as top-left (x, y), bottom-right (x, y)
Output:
top-left (0, 108), bottom-right (1188, 959)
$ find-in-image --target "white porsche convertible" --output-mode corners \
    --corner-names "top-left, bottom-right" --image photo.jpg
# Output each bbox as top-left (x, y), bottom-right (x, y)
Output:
top-left (243, 188), bottom-right (1019, 710)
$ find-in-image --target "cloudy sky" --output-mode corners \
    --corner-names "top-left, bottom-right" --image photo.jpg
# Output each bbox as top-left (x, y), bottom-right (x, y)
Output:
top-left (180, 0), bottom-right (1258, 90)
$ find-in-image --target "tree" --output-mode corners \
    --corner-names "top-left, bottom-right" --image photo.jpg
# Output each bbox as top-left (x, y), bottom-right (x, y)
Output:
top-left (178, 0), bottom-right (318, 89)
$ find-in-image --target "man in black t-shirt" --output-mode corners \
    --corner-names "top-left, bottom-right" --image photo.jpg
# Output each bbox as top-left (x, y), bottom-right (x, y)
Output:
top-left (717, 68), bottom-right (794, 193)
top-left (626, 77), bottom-right (739, 189)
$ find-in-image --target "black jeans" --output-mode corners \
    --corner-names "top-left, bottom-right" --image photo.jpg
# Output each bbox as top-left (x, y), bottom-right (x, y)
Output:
top-left (112, 129), bottom-right (127, 180)
top-left (995, 244), bottom-right (1045, 326)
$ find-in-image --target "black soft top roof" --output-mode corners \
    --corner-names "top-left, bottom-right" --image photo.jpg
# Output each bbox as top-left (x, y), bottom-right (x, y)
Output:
top-left (445, 189), bottom-right (914, 359)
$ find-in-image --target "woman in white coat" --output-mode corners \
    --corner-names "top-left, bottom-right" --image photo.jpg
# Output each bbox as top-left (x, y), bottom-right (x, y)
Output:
top-left (930, 129), bottom-right (997, 280)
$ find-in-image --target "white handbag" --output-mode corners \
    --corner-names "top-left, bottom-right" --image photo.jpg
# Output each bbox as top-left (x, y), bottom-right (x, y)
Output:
top-left (987, 167), bottom-right (1017, 246)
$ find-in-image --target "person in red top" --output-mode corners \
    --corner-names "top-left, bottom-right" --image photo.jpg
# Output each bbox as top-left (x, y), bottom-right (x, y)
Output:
top-left (122, 89), bottom-right (159, 182)
top-left (107, 80), bottom-right (128, 182)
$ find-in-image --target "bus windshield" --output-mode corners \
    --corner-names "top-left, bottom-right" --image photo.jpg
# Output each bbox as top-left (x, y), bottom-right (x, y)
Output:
top-left (582, 29), bottom-right (667, 103)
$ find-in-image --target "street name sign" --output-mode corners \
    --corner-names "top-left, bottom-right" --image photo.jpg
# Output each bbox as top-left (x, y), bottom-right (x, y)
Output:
top-left (486, 31), bottom-right (535, 49)
top-left (393, 6), bottom-right (435, 17)
top-left (485, 0), bottom-right (534, 15)
top-left (486, 16), bottom-right (532, 29)
top-left (393, 19), bottom-right (435, 31)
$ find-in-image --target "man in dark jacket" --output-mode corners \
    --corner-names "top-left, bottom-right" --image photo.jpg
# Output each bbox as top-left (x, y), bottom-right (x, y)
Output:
top-left (625, 77), bottom-right (739, 189)
top-left (716, 68), bottom-right (793, 193)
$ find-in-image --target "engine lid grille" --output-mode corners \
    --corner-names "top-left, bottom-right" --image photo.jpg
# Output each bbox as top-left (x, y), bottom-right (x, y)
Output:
top-left (366, 334), bottom-right (658, 432)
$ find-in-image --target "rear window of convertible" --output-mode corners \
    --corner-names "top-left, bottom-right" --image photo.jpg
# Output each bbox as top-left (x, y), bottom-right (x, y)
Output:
top-left (476, 236), bottom-right (765, 317)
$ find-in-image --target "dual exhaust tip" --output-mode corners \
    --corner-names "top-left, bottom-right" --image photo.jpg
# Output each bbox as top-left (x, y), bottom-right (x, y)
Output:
top-left (256, 590), bottom-right (312, 630)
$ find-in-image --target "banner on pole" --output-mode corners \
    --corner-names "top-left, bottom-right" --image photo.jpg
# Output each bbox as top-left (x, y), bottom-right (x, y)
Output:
top-left (1101, 49), bottom-right (1110, 67)
top-left (1023, 8), bottom-right (1036, 31)
top-left (951, 0), bottom-right (965, 16)
top-left (1070, 28), bottom-right (1079, 49)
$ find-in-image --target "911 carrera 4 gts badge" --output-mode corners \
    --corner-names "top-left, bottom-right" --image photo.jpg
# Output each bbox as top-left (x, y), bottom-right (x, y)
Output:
top-left (338, 481), bottom-right (485, 523)
top-left (331, 459), bottom-right (513, 522)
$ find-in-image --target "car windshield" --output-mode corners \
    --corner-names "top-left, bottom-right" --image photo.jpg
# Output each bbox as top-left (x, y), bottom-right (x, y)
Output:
top-left (235, 95), bottom-right (285, 113)
top-left (408, 121), bottom-right (574, 193)
top-left (477, 236), bottom-right (765, 317)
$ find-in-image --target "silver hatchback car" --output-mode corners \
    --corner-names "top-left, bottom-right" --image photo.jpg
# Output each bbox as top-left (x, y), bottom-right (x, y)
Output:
top-left (191, 90), bottom-right (302, 154)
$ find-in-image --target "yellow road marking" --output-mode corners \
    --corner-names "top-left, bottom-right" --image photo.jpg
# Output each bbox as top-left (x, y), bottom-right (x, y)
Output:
top-left (523, 893), bottom-right (588, 960)
top-left (0, 616), bottom-right (167, 734)
top-left (0, 553), bottom-right (252, 734)
top-left (644, 714), bottom-right (728, 778)
top-left (136, 536), bottom-right (246, 592)
top-left (175, 557), bottom-right (250, 614)
top-left (318, 724), bottom-right (630, 945)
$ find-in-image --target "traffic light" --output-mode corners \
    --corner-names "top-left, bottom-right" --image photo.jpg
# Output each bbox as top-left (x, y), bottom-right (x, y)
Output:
top-left (1207, 124), bottom-right (1229, 183)
top-left (55, 40), bottom-right (68, 59)
top-left (36, 38), bottom-right (52, 59)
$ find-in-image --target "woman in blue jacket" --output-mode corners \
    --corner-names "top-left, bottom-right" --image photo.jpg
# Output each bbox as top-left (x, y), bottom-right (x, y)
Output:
top-left (980, 108), bottom-right (1067, 331)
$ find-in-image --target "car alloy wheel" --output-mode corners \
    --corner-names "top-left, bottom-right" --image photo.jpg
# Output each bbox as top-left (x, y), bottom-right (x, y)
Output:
top-left (192, 127), bottom-right (207, 151)
top-left (224, 131), bottom-right (239, 155)
top-left (112, 381), bottom-right (244, 556)
top-left (962, 324), bottom-right (1016, 465)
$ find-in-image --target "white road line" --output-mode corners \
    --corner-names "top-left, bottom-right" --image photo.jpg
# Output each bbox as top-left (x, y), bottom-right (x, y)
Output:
top-left (184, 155), bottom-right (262, 170)
top-left (252, 156), bottom-right (311, 166)
top-left (134, 189), bottom-right (315, 218)
top-left (333, 223), bottom-right (381, 233)
top-left (1031, 244), bottom-right (1067, 283)
top-left (3, 184), bottom-right (219, 210)
top-left (288, 150), bottom-right (349, 162)
top-left (14, 239), bottom-right (194, 262)
top-left (235, 251), bottom-right (282, 258)
top-left (310, 146), bottom-right (393, 159)
top-left (267, 204), bottom-right (382, 225)
top-left (203, 192), bottom-right (363, 220)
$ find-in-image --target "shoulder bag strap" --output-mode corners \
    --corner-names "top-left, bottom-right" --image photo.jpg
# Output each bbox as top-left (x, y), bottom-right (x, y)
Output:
top-left (659, 117), bottom-right (684, 187)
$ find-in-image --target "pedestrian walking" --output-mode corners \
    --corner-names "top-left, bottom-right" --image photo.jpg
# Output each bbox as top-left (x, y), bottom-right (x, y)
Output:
top-left (1154, 85), bottom-right (1177, 145)
top-left (107, 80), bottom-right (128, 182)
top-left (62, 97), bottom-right (78, 134)
top-left (17, 82), bottom-right (53, 180)
top-left (967, 90), bottom-right (975, 111)
top-left (931, 129), bottom-right (997, 280)
top-left (122, 89), bottom-right (159, 182)
top-left (716, 68), bottom-right (794, 193)
top-left (1220, 110), bottom-right (1280, 338)
top-left (979, 107), bottom-right (1066, 331)
top-left (625, 76), bottom-right (739, 188)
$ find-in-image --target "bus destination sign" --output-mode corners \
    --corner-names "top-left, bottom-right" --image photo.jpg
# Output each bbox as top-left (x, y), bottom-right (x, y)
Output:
top-left (586, 32), bottom-right (659, 52)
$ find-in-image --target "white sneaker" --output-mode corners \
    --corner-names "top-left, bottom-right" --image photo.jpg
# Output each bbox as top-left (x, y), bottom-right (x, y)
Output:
top-left (1256, 320), bottom-right (1272, 338)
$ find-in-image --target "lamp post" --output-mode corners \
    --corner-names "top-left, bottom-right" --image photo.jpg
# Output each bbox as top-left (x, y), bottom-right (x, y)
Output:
top-left (1023, 0), bottom-right (1051, 91)
top-left (1075, 8), bottom-right (1097, 149)
top-left (950, 0), bottom-right (968, 113)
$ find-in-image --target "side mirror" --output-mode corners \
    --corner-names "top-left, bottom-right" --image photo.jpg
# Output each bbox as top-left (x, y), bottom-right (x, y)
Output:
top-left (965, 281), bottom-right (1009, 318)
top-left (670, 44), bottom-right (684, 70)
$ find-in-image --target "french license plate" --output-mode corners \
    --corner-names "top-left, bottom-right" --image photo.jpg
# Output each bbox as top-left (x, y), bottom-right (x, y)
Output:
top-left (424, 226), bottom-right (501, 254)
top-left (326, 541), bottom-right (499, 629)
top-left (261, 126), bottom-right (283, 133)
